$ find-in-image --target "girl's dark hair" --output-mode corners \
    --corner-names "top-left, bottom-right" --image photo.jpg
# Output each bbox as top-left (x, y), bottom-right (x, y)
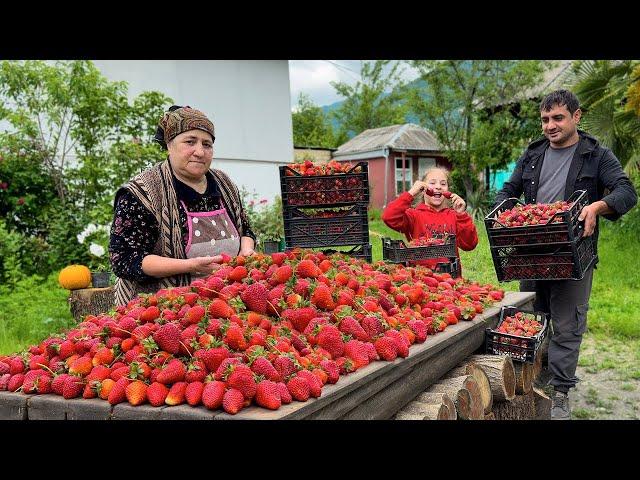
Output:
top-left (540, 89), bottom-right (580, 114)
top-left (153, 105), bottom-right (183, 150)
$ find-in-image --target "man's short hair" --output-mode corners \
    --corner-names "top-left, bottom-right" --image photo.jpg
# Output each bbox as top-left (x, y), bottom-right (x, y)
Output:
top-left (540, 89), bottom-right (580, 114)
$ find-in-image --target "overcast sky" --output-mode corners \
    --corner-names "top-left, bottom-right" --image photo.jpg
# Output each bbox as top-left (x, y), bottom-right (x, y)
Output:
top-left (288, 60), bottom-right (419, 110)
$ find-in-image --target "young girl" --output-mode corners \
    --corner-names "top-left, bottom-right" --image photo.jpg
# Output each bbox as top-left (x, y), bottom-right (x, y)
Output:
top-left (381, 167), bottom-right (478, 274)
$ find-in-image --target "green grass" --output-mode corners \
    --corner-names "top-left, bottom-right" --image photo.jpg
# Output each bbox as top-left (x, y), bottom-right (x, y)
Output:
top-left (572, 408), bottom-right (597, 419)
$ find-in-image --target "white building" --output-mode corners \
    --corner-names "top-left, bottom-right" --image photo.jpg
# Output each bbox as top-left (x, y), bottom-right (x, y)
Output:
top-left (92, 60), bottom-right (294, 202)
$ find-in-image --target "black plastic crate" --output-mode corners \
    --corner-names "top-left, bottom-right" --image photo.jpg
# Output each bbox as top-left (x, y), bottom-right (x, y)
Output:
top-left (283, 204), bottom-right (370, 248)
top-left (320, 244), bottom-right (372, 263)
top-left (485, 306), bottom-right (548, 364)
top-left (279, 162), bottom-right (370, 208)
top-left (490, 234), bottom-right (597, 282)
top-left (433, 257), bottom-right (460, 279)
top-left (382, 235), bottom-right (457, 264)
top-left (485, 190), bottom-right (589, 247)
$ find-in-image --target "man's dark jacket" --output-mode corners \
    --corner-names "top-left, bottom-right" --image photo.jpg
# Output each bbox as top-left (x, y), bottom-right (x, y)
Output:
top-left (494, 130), bottom-right (637, 255)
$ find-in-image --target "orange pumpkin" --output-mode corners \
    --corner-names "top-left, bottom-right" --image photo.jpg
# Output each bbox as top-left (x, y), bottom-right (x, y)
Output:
top-left (58, 264), bottom-right (92, 290)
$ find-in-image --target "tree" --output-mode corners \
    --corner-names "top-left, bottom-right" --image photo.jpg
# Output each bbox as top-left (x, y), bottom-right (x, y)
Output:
top-left (330, 60), bottom-right (407, 139)
top-left (291, 93), bottom-right (339, 148)
top-left (567, 60), bottom-right (640, 174)
top-left (405, 60), bottom-right (552, 201)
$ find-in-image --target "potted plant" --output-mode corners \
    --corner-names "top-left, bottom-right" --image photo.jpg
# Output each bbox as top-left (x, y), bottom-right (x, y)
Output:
top-left (78, 223), bottom-right (113, 288)
top-left (242, 190), bottom-right (285, 254)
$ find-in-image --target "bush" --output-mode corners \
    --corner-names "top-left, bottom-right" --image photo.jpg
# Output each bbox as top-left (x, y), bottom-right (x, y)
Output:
top-left (240, 189), bottom-right (285, 246)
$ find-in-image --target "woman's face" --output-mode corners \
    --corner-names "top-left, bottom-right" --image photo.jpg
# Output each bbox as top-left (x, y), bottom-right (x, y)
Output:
top-left (167, 129), bottom-right (214, 180)
top-left (423, 170), bottom-right (449, 209)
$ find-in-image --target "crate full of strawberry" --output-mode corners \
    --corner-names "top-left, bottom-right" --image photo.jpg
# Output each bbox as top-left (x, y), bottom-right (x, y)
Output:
top-left (382, 234), bottom-right (457, 265)
top-left (279, 160), bottom-right (369, 207)
top-left (485, 306), bottom-right (548, 363)
top-left (484, 190), bottom-right (589, 247)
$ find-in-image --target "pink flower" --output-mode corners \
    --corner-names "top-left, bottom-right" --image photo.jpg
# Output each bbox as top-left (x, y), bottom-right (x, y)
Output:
top-left (249, 200), bottom-right (255, 207)
top-left (259, 199), bottom-right (268, 204)
top-left (16, 197), bottom-right (25, 205)
top-left (0, 182), bottom-right (7, 190)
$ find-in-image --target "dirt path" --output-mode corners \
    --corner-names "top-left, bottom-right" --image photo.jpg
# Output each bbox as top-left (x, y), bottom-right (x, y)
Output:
top-left (570, 333), bottom-right (640, 420)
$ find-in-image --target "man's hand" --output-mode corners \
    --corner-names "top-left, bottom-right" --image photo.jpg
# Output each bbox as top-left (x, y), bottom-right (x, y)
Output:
top-left (578, 201), bottom-right (614, 237)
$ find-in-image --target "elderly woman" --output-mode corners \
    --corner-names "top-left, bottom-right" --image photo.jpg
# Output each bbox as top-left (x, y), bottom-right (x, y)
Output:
top-left (109, 105), bottom-right (256, 305)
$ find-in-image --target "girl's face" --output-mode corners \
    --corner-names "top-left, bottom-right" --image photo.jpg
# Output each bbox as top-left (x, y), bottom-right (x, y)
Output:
top-left (424, 170), bottom-right (449, 210)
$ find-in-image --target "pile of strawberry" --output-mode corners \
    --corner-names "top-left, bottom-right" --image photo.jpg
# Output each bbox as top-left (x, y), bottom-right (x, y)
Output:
top-left (0, 250), bottom-right (504, 415)
top-left (407, 236), bottom-right (448, 247)
top-left (495, 201), bottom-right (573, 227)
top-left (283, 160), bottom-right (367, 206)
top-left (495, 311), bottom-right (544, 346)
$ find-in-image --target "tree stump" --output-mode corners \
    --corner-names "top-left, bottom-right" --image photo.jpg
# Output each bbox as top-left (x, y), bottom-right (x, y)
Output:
top-left (69, 287), bottom-right (116, 321)
top-left (428, 375), bottom-right (484, 420)
top-left (514, 362), bottom-right (534, 395)
top-left (395, 401), bottom-right (450, 420)
top-left (532, 386), bottom-right (551, 420)
top-left (484, 412), bottom-right (496, 420)
top-left (468, 354), bottom-right (516, 402)
top-left (491, 392), bottom-right (536, 420)
top-left (444, 362), bottom-right (493, 414)
top-left (414, 392), bottom-right (457, 420)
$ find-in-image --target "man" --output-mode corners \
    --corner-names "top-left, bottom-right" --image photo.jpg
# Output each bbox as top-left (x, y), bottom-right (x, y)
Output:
top-left (494, 89), bottom-right (637, 420)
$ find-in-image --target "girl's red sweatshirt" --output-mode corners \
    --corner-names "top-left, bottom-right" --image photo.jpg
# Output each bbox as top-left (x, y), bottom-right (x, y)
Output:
top-left (381, 191), bottom-right (479, 272)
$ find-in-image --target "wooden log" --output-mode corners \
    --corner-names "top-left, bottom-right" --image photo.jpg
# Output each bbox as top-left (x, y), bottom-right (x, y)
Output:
top-left (492, 392), bottom-right (536, 420)
top-left (69, 287), bottom-right (116, 322)
top-left (414, 392), bottom-right (457, 420)
top-left (396, 401), bottom-right (449, 420)
top-left (532, 386), bottom-right (551, 420)
top-left (514, 362), bottom-right (533, 395)
top-left (484, 412), bottom-right (496, 420)
top-left (533, 335), bottom-right (550, 379)
top-left (444, 362), bottom-right (493, 414)
top-left (468, 354), bottom-right (516, 402)
top-left (429, 375), bottom-right (483, 420)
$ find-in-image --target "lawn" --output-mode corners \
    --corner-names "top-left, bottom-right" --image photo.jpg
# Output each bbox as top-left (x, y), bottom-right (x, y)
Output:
top-left (0, 212), bottom-right (638, 356)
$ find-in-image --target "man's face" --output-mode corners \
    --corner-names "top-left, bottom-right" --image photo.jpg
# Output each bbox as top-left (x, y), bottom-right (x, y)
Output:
top-left (541, 103), bottom-right (581, 147)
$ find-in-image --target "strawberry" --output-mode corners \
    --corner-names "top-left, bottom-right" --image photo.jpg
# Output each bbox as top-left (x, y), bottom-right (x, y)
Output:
top-left (361, 316), bottom-right (384, 339)
top-left (271, 264), bottom-right (293, 285)
top-left (92, 347), bottom-right (114, 367)
top-left (108, 377), bottom-right (130, 405)
top-left (165, 382), bottom-right (188, 406)
top-left (224, 324), bottom-right (247, 351)
top-left (283, 307), bottom-right (318, 333)
top-left (0, 373), bottom-right (10, 391)
top-left (202, 380), bottom-right (226, 410)
top-left (8, 373), bottom-right (25, 392)
top-left (0, 362), bottom-right (9, 376)
top-left (316, 325), bottom-right (344, 359)
top-left (319, 359), bottom-right (340, 384)
top-left (28, 354), bottom-right (48, 371)
top-left (251, 356), bottom-right (280, 382)
top-left (87, 365), bottom-right (112, 382)
top-left (407, 319), bottom-right (427, 343)
top-left (153, 322), bottom-right (181, 354)
top-left (125, 380), bottom-right (148, 406)
top-left (196, 347), bottom-right (230, 372)
top-left (222, 387), bottom-right (245, 414)
top-left (343, 340), bottom-right (370, 369)
top-left (311, 284), bottom-right (335, 310)
top-left (51, 373), bottom-right (70, 396)
top-left (276, 382), bottom-right (292, 404)
top-left (184, 381), bottom-right (204, 406)
top-left (338, 316), bottom-right (369, 341)
top-left (286, 375), bottom-right (310, 402)
top-left (385, 330), bottom-right (410, 358)
top-left (296, 370), bottom-right (322, 398)
top-left (185, 359), bottom-right (207, 383)
top-left (240, 282), bottom-right (269, 315)
top-left (157, 359), bottom-right (186, 385)
top-left (57, 340), bottom-right (76, 360)
top-left (255, 380), bottom-right (281, 410)
top-left (228, 266), bottom-right (248, 282)
top-left (273, 355), bottom-right (297, 380)
top-left (68, 356), bottom-right (93, 377)
top-left (227, 366), bottom-right (257, 400)
top-left (139, 306), bottom-right (161, 323)
top-left (374, 337), bottom-right (398, 361)
top-left (146, 382), bottom-right (170, 407)
top-left (22, 369), bottom-right (47, 394)
top-left (295, 260), bottom-right (320, 279)
top-left (183, 305), bottom-right (206, 325)
top-left (62, 375), bottom-right (85, 399)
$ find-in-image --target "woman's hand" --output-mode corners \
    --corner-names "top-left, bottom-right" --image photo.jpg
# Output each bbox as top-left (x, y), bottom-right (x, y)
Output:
top-left (449, 193), bottom-right (467, 213)
top-left (408, 181), bottom-right (429, 197)
top-left (188, 255), bottom-right (223, 275)
top-left (239, 247), bottom-right (256, 257)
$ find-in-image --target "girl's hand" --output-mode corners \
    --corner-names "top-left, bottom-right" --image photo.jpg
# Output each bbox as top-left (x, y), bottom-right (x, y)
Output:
top-left (449, 193), bottom-right (467, 213)
top-left (408, 181), bottom-right (429, 197)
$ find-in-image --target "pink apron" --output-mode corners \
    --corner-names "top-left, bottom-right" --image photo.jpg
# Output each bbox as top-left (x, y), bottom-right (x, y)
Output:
top-left (181, 200), bottom-right (241, 278)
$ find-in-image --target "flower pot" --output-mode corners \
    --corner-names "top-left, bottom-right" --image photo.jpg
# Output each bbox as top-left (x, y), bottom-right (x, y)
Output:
top-left (278, 239), bottom-right (286, 252)
top-left (262, 240), bottom-right (280, 254)
top-left (91, 272), bottom-right (111, 288)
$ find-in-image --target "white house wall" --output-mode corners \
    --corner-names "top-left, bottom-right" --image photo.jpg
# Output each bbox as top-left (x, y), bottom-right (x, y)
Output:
top-left (92, 60), bottom-right (293, 201)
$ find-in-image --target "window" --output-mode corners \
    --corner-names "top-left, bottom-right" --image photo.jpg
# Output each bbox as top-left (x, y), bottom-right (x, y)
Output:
top-left (395, 157), bottom-right (413, 195)
top-left (418, 157), bottom-right (436, 180)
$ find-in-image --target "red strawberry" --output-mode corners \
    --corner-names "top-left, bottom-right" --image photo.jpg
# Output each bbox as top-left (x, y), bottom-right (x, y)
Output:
top-left (157, 359), bottom-right (186, 385)
top-left (35, 374), bottom-right (53, 394)
top-left (224, 324), bottom-right (247, 351)
top-left (385, 330), bottom-right (410, 358)
top-left (202, 380), bottom-right (226, 410)
top-left (92, 347), bottom-right (114, 367)
top-left (68, 356), bottom-right (93, 377)
top-left (276, 382), bottom-right (292, 404)
top-left (28, 354), bottom-right (48, 371)
top-left (51, 373), bottom-right (70, 396)
top-left (286, 375), bottom-right (310, 402)
top-left (222, 387), bottom-right (245, 414)
top-left (407, 319), bottom-right (428, 343)
top-left (338, 316), bottom-right (369, 341)
top-left (251, 356), bottom-right (280, 382)
top-left (296, 370), bottom-right (322, 398)
top-left (374, 337), bottom-right (398, 361)
top-left (184, 305), bottom-right (206, 325)
top-left (271, 264), bottom-right (293, 285)
top-left (283, 307), bottom-right (318, 333)
top-left (270, 252), bottom-right (286, 265)
top-left (255, 380), bottom-right (282, 410)
top-left (273, 355), bottom-right (297, 380)
top-left (228, 266), bottom-right (248, 282)
top-left (363, 342), bottom-right (378, 361)
top-left (147, 382), bottom-right (170, 407)
top-left (361, 316), bottom-right (384, 339)
top-left (86, 365), bottom-right (112, 382)
top-left (185, 359), bottom-right (207, 383)
top-left (22, 369), bottom-right (47, 394)
top-left (0, 362), bottom-right (9, 376)
top-left (296, 260), bottom-right (320, 279)
top-left (343, 340), bottom-right (370, 369)
top-left (316, 325), bottom-right (344, 360)
top-left (185, 381), bottom-right (205, 406)
top-left (227, 366), bottom-right (257, 400)
top-left (153, 322), bottom-right (181, 355)
top-left (165, 381), bottom-right (188, 406)
top-left (63, 375), bottom-right (85, 399)
top-left (240, 282), bottom-right (269, 315)
top-left (0, 373), bottom-right (11, 391)
top-left (196, 347), bottom-right (230, 372)
top-left (57, 340), bottom-right (76, 360)
top-left (108, 377), bottom-right (130, 405)
top-left (311, 284), bottom-right (335, 310)
top-left (8, 373), bottom-right (25, 392)
top-left (319, 359), bottom-right (340, 384)
top-left (125, 380), bottom-right (148, 406)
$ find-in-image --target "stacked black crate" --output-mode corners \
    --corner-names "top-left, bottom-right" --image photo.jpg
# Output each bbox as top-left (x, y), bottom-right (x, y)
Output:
top-left (279, 162), bottom-right (372, 262)
top-left (484, 190), bottom-right (598, 282)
